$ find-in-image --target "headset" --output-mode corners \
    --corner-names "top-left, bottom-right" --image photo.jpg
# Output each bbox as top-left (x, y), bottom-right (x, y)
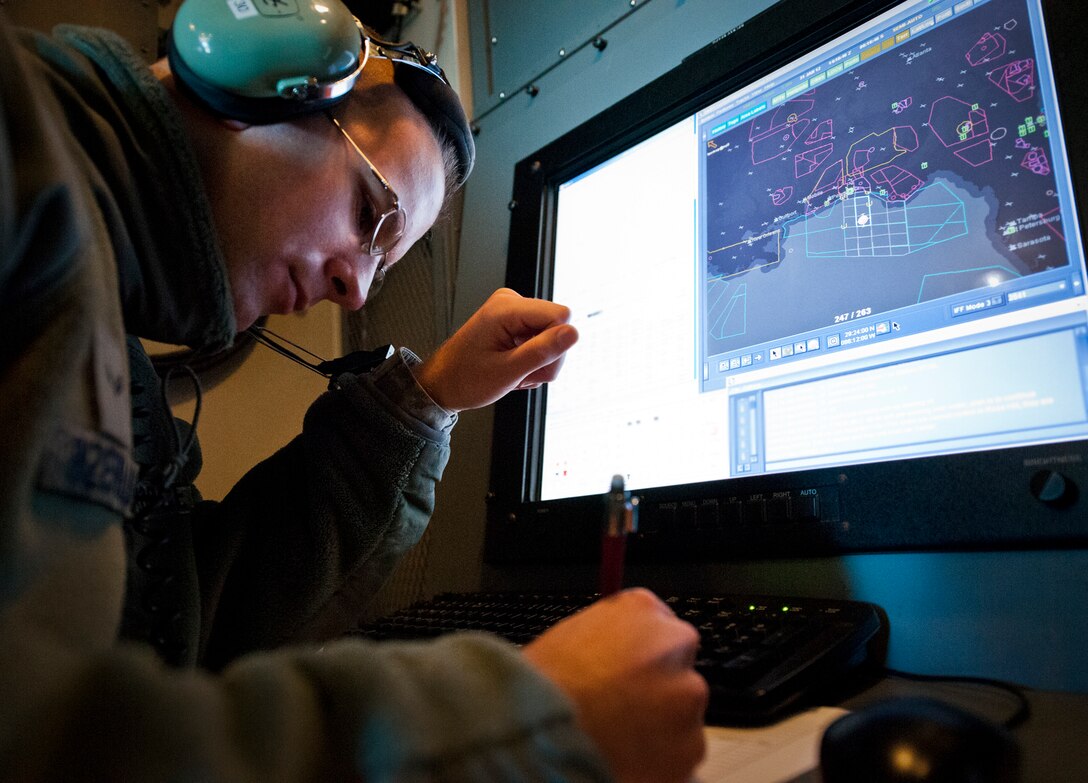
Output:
top-left (168, 0), bottom-right (474, 184)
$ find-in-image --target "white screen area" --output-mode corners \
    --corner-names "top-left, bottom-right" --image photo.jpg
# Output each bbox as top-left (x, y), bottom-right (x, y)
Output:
top-left (540, 0), bottom-right (1088, 502)
top-left (543, 119), bottom-right (732, 500)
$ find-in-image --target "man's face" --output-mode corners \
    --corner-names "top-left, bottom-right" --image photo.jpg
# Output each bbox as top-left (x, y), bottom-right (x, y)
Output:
top-left (209, 88), bottom-right (445, 330)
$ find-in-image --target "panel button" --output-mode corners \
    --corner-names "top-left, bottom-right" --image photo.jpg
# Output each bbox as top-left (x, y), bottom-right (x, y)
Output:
top-left (743, 498), bottom-right (766, 525)
top-left (1030, 470), bottom-right (1078, 508)
top-left (720, 500), bottom-right (743, 526)
top-left (677, 501), bottom-right (698, 531)
top-left (792, 492), bottom-right (820, 521)
top-left (697, 499), bottom-right (721, 530)
top-left (766, 494), bottom-right (791, 522)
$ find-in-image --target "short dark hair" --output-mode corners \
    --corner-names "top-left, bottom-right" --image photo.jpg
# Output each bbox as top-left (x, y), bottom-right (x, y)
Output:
top-left (431, 125), bottom-right (463, 224)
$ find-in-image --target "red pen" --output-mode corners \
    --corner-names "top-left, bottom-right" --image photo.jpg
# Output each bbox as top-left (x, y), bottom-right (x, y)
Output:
top-left (599, 474), bottom-right (638, 596)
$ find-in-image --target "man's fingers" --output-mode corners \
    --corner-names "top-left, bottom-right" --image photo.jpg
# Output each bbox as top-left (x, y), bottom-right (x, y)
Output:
top-left (494, 288), bottom-right (574, 335)
top-left (508, 323), bottom-right (578, 382)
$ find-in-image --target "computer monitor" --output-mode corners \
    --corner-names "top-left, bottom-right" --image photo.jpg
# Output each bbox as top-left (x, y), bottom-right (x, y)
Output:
top-left (486, 0), bottom-right (1088, 564)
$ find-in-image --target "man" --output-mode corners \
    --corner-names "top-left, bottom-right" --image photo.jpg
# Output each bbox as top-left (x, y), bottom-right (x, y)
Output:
top-left (0, 4), bottom-right (707, 781)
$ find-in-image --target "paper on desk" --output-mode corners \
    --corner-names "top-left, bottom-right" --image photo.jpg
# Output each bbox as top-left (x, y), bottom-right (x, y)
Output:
top-left (694, 706), bottom-right (848, 783)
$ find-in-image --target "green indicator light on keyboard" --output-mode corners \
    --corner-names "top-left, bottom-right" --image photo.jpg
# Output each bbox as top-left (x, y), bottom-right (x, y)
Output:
top-left (782, 606), bottom-right (790, 612)
top-left (749, 605), bottom-right (756, 611)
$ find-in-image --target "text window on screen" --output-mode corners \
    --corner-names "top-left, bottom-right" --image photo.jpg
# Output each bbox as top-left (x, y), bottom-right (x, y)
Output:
top-left (760, 326), bottom-right (1087, 472)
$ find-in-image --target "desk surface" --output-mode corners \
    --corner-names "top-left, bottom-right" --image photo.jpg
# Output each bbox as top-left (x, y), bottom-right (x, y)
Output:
top-left (836, 677), bottom-right (1088, 783)
top-left (698, 676), bottom-right (1088, 783)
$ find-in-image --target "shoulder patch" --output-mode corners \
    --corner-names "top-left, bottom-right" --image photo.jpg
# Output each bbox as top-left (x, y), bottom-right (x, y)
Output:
top-left (37, 424), bottom-right (138, 516)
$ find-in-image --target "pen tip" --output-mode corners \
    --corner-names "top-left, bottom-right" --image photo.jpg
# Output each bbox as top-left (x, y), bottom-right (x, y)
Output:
top-left (610, 474), bottom-right (625, 492)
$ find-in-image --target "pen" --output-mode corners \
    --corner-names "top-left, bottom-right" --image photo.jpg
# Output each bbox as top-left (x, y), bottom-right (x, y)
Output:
top-left (599, 474), bottom-right (638, 596)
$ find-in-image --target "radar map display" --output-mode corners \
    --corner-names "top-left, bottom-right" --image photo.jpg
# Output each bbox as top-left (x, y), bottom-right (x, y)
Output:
top-left (702, 0), bottom-right (1066, 356)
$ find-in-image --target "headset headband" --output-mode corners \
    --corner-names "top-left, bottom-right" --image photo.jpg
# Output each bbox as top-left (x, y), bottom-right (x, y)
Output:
top-left (167, 0), bottom-right (474, 184)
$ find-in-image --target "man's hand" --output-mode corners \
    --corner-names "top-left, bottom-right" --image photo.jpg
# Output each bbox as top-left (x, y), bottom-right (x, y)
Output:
top-left (522, 588), bottom-right (709, 783)
top-left (413, 288), bottom-right (579, 412)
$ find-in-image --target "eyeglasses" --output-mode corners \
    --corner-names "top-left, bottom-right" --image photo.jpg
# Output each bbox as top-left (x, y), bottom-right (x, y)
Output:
top-left (369, 257), bottom-right (387, 298)
top-left (326, 111), bottom-right (406, 277)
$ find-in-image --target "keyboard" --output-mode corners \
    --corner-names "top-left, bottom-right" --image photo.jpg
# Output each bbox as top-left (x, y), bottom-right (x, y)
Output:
top-left (354, 591), bottom-right (887, 725)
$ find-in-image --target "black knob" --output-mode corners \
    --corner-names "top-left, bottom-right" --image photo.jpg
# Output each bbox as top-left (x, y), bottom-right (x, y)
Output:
top-left (1029, 470), bottom-right (1078, 508)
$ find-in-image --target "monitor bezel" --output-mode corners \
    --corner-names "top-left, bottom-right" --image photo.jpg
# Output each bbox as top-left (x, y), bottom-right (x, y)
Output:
top-left (486, 0), bottom-right (1088, 565)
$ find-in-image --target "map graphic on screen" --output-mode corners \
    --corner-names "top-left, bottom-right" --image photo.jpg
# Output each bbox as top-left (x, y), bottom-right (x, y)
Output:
top-left (701, 0), bottom-right (1066, 360)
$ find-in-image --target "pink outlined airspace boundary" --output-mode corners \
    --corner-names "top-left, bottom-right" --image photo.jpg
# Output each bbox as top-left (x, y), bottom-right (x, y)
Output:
top-left (869, 165), bottom-right (924, 201)
top-left (749, 96), bottom-right (816, 165)
top-left (954, 139), bottom-right (995, 167)
top-left (748, 97), bottom-right (815, 142)
top-left (771, 186), bottom-right (794, 206)
top-left (805, 119), bottom-right (833, 145)
top-left (928, 96), bottom-right (991, 147)
top-left (848, 125), bottom-right (919, 177)
top-left (795, 143), bottom-right (835, 178)
top-left (989, 59), bottom-right (1036, 103)
top-left (803, 126), bottom-right (918, 214)
top-left (1021, 146), bottom-right (1050, 175)
top-left (966, 32), bottom-right (1007, 66)
top-left (805, 160), bottom-right (846, 213)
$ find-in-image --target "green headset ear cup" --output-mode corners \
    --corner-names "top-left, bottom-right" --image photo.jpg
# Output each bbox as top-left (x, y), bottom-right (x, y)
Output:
top-left (169, 0), bottom-right (362, 122)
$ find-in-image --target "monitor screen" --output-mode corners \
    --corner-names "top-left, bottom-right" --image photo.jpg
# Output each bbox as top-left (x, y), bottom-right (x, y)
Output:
top-left (487, 0), bottom-right (1088, 563)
